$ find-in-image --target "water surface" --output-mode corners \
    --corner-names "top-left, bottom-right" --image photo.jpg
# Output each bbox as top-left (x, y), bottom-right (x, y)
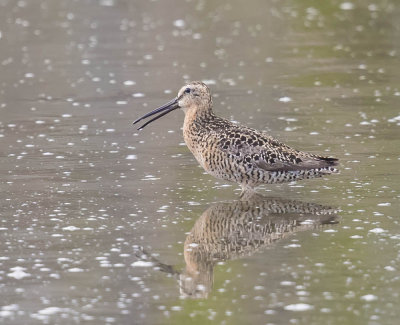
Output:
top-left (0, 0), bottom-right (399, 324)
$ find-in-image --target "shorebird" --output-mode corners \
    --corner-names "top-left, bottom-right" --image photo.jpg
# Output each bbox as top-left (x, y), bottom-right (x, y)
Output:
top-left (133, 81), bottom-right (338, 194)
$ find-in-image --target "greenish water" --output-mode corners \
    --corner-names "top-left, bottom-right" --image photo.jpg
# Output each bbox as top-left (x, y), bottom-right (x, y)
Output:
top-left (0, 0), bottom-right (399, 324)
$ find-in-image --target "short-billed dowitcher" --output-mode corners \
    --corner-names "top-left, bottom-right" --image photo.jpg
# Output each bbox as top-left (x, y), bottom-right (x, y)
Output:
top-left (133, 81), bottom-right (338, 194)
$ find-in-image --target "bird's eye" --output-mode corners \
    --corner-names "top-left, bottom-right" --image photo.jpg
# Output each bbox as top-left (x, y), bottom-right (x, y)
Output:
top-left (184, 88), bottom-right (191, 94)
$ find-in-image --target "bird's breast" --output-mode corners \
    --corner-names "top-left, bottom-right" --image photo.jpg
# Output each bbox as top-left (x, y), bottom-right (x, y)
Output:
top-left (183, 124), bottom-right (210, 170)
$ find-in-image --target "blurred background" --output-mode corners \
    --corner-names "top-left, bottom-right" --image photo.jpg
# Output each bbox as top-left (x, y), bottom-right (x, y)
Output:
top-left (0, 0), bottom-right (399, 324)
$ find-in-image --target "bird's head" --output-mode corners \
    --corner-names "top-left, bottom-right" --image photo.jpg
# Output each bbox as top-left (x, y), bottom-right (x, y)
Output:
top-left (133, 81), bottom-right (212, 130)
top-left (176, 81), bottom-right (212, 114)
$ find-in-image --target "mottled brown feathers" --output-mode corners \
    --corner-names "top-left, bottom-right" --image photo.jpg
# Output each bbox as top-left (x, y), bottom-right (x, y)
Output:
top-left (181, 82), bottom-right (339, 190)
top-left (134, 81), bottom-right (339, 192)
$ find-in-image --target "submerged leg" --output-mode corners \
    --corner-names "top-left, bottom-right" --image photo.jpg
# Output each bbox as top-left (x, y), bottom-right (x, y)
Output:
top-left (239, 184), bottom-right (257, 200)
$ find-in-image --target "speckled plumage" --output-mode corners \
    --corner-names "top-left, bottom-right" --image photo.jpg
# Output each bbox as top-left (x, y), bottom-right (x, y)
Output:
top-left (133, 81), bottom-right (339, 193)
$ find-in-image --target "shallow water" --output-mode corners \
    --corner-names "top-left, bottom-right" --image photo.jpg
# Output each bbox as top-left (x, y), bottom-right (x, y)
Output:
top-left (1, 0), bottom-right (399, 324)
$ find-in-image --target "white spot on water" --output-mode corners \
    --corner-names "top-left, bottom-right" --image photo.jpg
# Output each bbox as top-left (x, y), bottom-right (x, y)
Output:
top-left (0, 304), bottom-right (19, 318)
top-left (38, 307), bottom-right (63, 315)
top-left (300, 220), bottom-right (314, 225)
top-left (142, 175), bottom-right (160, 181)
top-left (279, 96), bottom-right (292, 103)
top-left (123, 80), bottom-right (136, 86)
top-left (193, 33), bottom-right (202, 39)
top-left (202, 79), bottom-right (216, 85)
top-left (387, 115), bottom-right (400, 123)
top-left (68, 268), bottom-right (84, 272)
top-left (285, 244), bottom-right (301, 248)
top-left (7, 267), bottom-right (30, 279)
top-left (62, 226), bottom-right (80, 231)
top-left (0, 310), bottom-right (13, 318)
top-left (132, 93), bottom-right (144, 98)
top-left (264, 309), bottom-right (276, 315)
top-left (340, 2), bottom-right (355, 10)
top-left (126, 154), bottom-right (137, 160)
top-left (361, 294), bottom-right (378, 302)
top-left (284, 303), bottom-right (314, 311)
top-left (131, 261), bottom-right (154, 267)
top-left (173, 19), bottom-right (185, 28)
top-left (284, 127), bottom-right (297, 132)
top-left (279, 117), bottom-right (298, 122)
top-left (369, 228), bottom-right (386, 234)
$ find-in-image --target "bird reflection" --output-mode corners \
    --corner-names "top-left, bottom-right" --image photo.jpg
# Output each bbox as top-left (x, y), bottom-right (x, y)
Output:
top-left (134, 195), bottom-right (339, 299)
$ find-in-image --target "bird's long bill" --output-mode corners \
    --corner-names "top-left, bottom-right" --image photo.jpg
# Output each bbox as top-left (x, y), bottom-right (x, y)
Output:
top-left (132, 97), bottom-right (179, 130)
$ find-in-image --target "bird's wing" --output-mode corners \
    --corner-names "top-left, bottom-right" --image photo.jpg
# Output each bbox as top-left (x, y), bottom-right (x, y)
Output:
top-left (214, 125), bottom-right (337, 172)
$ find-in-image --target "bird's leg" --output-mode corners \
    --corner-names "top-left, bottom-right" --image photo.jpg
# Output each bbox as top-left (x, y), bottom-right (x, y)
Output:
top-left (239, 184), bottom-right (257, 200)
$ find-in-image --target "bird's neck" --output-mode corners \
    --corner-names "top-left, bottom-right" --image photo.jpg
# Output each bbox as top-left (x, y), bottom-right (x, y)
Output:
top-left (183, 106), bottom-right (215, 127)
